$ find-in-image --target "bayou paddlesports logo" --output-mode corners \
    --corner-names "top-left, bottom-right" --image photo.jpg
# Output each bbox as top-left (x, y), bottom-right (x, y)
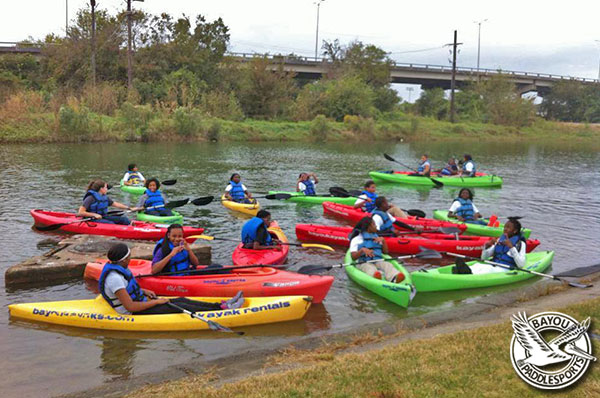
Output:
top-left (510, 312), bottom-right (596, 389)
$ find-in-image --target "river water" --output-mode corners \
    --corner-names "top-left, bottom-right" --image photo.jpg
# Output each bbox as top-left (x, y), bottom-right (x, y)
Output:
top-left (0, 140), bottom-right (599, 397)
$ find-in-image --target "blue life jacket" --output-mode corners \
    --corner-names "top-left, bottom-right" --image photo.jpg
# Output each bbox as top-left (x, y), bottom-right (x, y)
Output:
top-left (492, 234), bottom-right (523, 267)
top-left (127, 172), bottom-right (142, 184)
top-left (84, 190), bottom-right (109, 216)
top-left (98, 262), bottom-right (147, 308)
top-left (228, 180), bottom-right (245, 201)
top-left (153, 239), bottom-right (191, 275)
top-left (463, 160), bottom-right (477, 177)
top-left (362, 190), bottom-right (378, 213)
top-left (372, 209), bottom-right (394, 233)
top-left (144, 189), bottom-right (165, 209)
top-left (301, 179), bottom-right (316, 196)
top-left (417, 160), bottom-right (431, 174)
top-left (357, 232), bottom-right (383, 263)
top-left (441, 163), bottom-right (458, 176)
top-left (241, 217), bottom-right (273, 246)
top-left (454, 197), bottom-right (475, 221)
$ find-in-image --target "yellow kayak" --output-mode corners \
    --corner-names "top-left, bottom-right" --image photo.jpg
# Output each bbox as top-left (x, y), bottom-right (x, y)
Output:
top-left (221, 194), bottom-right (260, 216)
top-left (8, 295), bottom-right (312, 332)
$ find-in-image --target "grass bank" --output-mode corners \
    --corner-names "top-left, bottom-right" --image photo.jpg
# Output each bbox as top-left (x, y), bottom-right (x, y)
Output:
top-left (126, 297), bottom-right (600, 398)
top-left (2, 105), bottom-right (600, 149)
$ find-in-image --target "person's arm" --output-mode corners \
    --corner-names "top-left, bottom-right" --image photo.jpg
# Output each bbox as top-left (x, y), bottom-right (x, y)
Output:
top-left (472, 203), bottom-right (482, 220)
top-left (423, 164), bottom-right (431, 175)
top-left (311, 173), bottom-right (319, 184)
top-left (78, 196), bottom-right (102, 218)
top-left (151, 245), bottom-right (186, 274)
top-left (224, 185), bottom-right (233, 200)
top-left (373, 214), bottom-right (384, 231)
top-left (122, 172), bottom-right (131, 185)
top-left (251, 228), bottom-right (280, 250)
top-left (243, 184), bottom-right (252, 199)
top-left (184, 241), bottom-right (199, 267)
top-left (502, 238), bottom-right (527, 268)
top-left (353, 194), bottom-right (367, 209)
top-left (447, 201), bottom-right (462, 220)
top-left (111, 200), bottom-right (131, 210)
top-left (138, 172), bottom-right (145, 182)
top-left (377, 237), bottom-right (389, 255)
top-left (114, 289), bottom-right (168, 312)
top-left (481, 237), bottom-right (498, 259)
top-left (297, 181), bottom-right (305, 193)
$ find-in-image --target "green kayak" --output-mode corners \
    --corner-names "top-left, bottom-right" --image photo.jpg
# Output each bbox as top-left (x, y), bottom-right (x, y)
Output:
top-left (136, 210), bottom-right (183, 225)
top-left (120, 183), bottom-right (146, 195)
top-left (344, 250), bottom-right (416, 308)
top-left (432, 210), bottom-right (532, 239)
top-left (411, 251), bottom-right (554, 292)
top-left (369, 171), bottom-right (503, 188)
top-left (268, 191), bottom-right (357, 205)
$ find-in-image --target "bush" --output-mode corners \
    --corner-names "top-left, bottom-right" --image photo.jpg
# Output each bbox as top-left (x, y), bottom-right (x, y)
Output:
top-left (82, 82), bottom-right (127, 115)
top-left (310, 114), bottom-right (330, 141)
top-left (344, 114), bottom-right (375, 137)
top-left (58, 101), bottom-right (91, 137)
top-left (199, 91), bottom-right (244, 121)
top-left (322, 76), bottom-right (375, 121)
top-left (118, 102), bottom-right (154, 140)
top-left (173, 107), bottom-right (200, 136)
top-left (0, 90), bottom-right (46, 122)
top-left (206, 119), bottom-right (221, 141)
top-left (415, 88), bottom-right (448, 120)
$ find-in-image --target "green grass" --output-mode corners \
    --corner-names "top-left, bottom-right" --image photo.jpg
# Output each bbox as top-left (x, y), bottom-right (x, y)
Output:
top-left (126, 297), bottom-right (600, 398)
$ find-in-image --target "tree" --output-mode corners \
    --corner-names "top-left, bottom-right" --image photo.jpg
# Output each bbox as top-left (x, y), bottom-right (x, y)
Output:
top-left (415, 88), bottom-right (448, 120)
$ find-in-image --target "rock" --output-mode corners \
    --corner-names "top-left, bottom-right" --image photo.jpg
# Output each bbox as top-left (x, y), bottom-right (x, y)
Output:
top-left (5, 234), bottom-right (211, 287)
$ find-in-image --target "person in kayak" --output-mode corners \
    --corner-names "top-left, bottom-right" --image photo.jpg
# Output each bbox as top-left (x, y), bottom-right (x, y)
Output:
top-left (436, 158), bottom-right (459, 176)
top-left (241, 210), bottom-right (282, 250)
top-left (459, 154), bottom-right (477, 177)
top-left (349, 217), bottom-right (405, 283)
top-left (224, 173), bottom-right (255, 204)
top-left (372, 197), bottom-right (405, 236)
top-left (469, 218), bottom-right (527, 274)
top-left (135, 178), bottom-right (173, 217)
top-left (78, 179), bottom-right (132, 225)
top-left (409, 154), bottom-right (431, 176)
top-left (297, 172), bottom-right (319, 196)
top-left (151, 224), bottom-right (200, 275)
top-left (354, 180), bottom-right (407, 218)
top-left (99, 243), bottom-right (244, 315)
top-left (447, 188), bottom-right (486, 225)
top-left (122, 163), bottom-right (145, 186)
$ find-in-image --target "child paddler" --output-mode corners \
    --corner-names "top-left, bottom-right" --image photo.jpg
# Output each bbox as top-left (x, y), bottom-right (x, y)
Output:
top-left (468, 218), bottom-right (527, 274)
top-left (135, 178), bottom-right (173, 217)
top-left (349, 217), bottom-right (405, 282)
top-left (447, 188), bottom-right (486, 225)
top-left (297, 172), bottom-right (319, 196)
top-left (353, 180), bottom-right (408, 218)
top-left (224, 173), bottom-right (255, 204)
top-left (151, 224), bottom-right (199, 275)
top-left (372, 197), bottom-right (402, 236)
top-left (122, 163), bottom-right (145, 186)
top-left (78, 179), bottom-right (132, 225)
top-left (241, 210), bottom-right (282, 250)
top-left (99, 243), bottom-right (244, 315)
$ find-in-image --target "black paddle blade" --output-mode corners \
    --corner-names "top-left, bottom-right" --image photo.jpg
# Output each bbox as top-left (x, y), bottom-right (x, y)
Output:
top-left (265, 193), bottom-right (292, 200)
top-left (329, 187), bottom-right (350, 197)
top-left (394, 220), bottom-right (416, 231)
top-left (406, 209), bottom-right (426, 218)
top-left (106, 210), bottom-right (125, 216)
top-left (383, 153), bottom-right (396, 162)
top-left (191, 196), bottom-right (214, 206)
top-left (35, 223), bottom-right (67, 231)
top-left (165, 198), bottom-right (189, 209)
top-left (107, 184), bottom-right (114, 190)
top-left (567, 281), bottom-right (593, 289)
top-left (416, 247), bottom-right (443, 259)
top-left (296, 264), bottom-right (333, 275)
top-left (348, 190), bottom-right (362, 197)
top-left (439, 227), bottom-right (462, 235)
top-left (161, 179), bottom-right (177, 186)
top-left (430, 178), bottom-right (444, 188)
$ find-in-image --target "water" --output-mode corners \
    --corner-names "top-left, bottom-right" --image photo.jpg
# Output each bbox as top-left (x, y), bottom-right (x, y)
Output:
top-left (1, 141), bottom-right (599, 397)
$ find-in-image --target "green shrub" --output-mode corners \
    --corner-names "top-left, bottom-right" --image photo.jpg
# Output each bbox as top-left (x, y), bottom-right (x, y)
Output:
top-left (118, 102), bottom-right (154, 140)
top-left (199, 91), bottom-right (245, 121)
top-left (58, 104), bottom-right (90, 136)
top-left (344, 114), bottom-right (375, 137)
top-left (206, 119), bottom-right (221, 141)
top-left (173, 107), bottom-right (200, 136)
top-left (310, 114), bottom-right (330, 141)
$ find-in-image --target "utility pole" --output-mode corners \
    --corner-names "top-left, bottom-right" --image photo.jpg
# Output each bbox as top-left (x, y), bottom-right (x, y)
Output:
top-left (474, 19), bottom-right (487, 74)
top-left (127, 0), bottom-right (133, 91)
top-left (596, 40), bottom-right (600, 81)
top-left (449, 30), bottom-right (461, 123)
top-left (65, 0), bottom-right (69, 34)
top-left (314, 0), bottom-right (325, 61)
top-left (406, 87), bottom-right (414, 102)
top-left (91, 0), bottom-right (96, 86)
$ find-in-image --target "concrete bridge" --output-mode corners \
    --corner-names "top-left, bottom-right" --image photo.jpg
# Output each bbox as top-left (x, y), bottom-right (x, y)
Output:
top-left (2, 42), bottom-right (598, 95)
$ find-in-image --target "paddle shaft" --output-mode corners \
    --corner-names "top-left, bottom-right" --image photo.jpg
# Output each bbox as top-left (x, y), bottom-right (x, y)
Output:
top-left (383, 153), bottom-right (443, 187)
top-left (445, 252), bottom-right (592, 288)
top-left (166, 302), bottom-right (244, 335)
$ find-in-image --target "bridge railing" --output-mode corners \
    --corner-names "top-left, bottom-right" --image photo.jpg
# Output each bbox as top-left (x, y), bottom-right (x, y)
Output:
top-left (227, 52), bottom-right (600, 83)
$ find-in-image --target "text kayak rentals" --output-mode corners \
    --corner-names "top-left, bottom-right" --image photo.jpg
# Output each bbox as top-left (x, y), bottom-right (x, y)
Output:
top-left (369, 171), bottom-right (503, 188)
top-left (232, 221), bottom-right (290, 265)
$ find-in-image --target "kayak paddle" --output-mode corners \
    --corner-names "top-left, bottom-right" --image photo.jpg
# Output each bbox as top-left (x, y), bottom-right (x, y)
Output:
top-left (187, 234), bottom-right (335, 252)
top-left (444, 252), bottom-right (593, 289)
top-left (135, 263), bottom-right (289, 278)
top-left (167, 302), bottom-right (244, 335)
top-left (383, 153), bottom-right (444, 188)
top-left (296, 247), bottom-right (442, 275)
top-left (191, 193), bottom-right (292, 206)
top-left (35, 216), bottom-right (98, 231)
top-left (333, 187), bottom-right (427, 218)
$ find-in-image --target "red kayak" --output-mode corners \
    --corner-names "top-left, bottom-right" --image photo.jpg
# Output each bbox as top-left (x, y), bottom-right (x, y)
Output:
top-left (232, 221), bottom-right (290, 266)
top-left (31, 209), bottom-right (204, 241)
top-left (296, 224), bottom-right (540, 257)
top-left (84, 259), bottom-right (333, 304)
top-left (322, 202), bottom-right (467, 233)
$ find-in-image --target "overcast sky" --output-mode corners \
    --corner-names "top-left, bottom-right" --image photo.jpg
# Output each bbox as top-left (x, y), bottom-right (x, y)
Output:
top-left (2, 1), bottom-right (599, 100)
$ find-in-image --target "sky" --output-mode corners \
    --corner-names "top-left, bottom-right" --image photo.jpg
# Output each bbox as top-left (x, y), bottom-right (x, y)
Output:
top-left (2, 0), bottom-right (599, 101)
